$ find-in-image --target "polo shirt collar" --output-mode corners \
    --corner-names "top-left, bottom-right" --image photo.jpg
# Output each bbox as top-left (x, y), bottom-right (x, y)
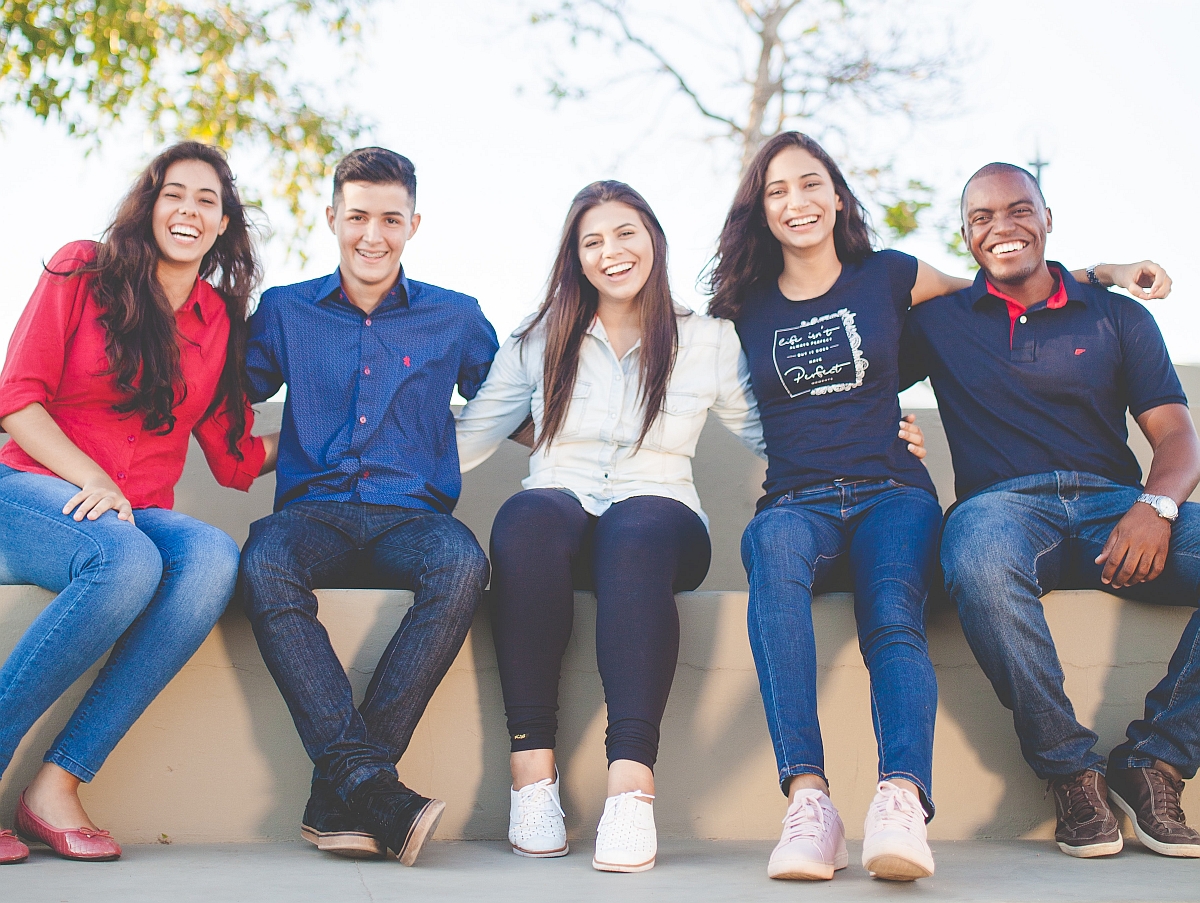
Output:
top-left (970, 261), bottom-right (1087, 313)
top-left (317, 267), bottom-right (411, 310)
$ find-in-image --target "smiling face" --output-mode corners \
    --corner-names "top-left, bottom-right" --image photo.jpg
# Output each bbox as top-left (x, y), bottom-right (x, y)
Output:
top-left (962, 170), bottom-right (1053, 285)
top-left (327, 180), bottom-right (421, 296)
top-left (150, 159), bottom-right (228, 269)
top-left (577, 201), bottom-right (655, 308)
top-left (762, 146), bottom-right (843, 255)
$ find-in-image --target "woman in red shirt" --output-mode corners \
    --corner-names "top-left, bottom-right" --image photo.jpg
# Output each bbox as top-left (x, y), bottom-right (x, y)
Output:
top-left (0, 143), bottom-right (275, 863)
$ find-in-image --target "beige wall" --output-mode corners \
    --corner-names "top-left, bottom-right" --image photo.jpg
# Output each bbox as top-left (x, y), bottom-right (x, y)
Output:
top-left (1, 367), bottom-right (1198, 842)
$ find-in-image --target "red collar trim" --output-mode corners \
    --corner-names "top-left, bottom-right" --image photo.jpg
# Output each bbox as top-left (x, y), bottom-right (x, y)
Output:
top-left (986, 267), bottom-right (1068, 313)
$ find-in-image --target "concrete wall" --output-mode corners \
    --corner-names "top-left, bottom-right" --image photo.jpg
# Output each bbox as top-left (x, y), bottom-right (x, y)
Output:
top-left (2, 366), bottom-right (1199, 842)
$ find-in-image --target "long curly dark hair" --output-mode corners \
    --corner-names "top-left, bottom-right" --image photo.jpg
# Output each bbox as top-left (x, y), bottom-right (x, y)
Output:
top-left (707, 132), bottom-right (873, 320)
top-left (64, 142), bottom-right (260, 455)
top-left (519, 180), bottom-right (681, 452)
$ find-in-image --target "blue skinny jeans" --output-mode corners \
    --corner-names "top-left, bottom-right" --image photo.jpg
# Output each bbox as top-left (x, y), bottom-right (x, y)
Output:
top-left (0, 465), bottom-right (239, 783)
top-left (742, 478), bottom-right (941, 815)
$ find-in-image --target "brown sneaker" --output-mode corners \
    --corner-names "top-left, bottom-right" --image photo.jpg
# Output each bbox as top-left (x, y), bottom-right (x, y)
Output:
top-left (1047, 769), bottom-right (1122, 858)
top-left (1108, 765), bottom-right (1200, 858)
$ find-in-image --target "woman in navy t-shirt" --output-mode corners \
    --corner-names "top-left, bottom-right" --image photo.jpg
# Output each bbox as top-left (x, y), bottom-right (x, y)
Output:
top-left (706, 132), bottom-right (1148, 883)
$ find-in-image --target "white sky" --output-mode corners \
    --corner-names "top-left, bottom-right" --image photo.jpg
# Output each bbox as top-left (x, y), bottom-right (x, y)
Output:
top-left (0, 0), bottom-right (1196, 393)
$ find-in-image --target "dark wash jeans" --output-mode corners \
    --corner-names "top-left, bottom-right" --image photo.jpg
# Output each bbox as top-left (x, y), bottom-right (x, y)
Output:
top-left (942, 472), bottom-right (1200, 780)
top-left (240, 501), bottom-right (489, 803)
top-left (742, 479), bottom-right (941, 814)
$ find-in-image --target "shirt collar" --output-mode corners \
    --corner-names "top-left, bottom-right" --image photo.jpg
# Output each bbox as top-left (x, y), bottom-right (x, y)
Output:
top-left (317, 267), bottom-right (411, 310)
top-left (180, 279), bottom-right (222, 324)
top-left (971, 261), bottom-right (1084, 312)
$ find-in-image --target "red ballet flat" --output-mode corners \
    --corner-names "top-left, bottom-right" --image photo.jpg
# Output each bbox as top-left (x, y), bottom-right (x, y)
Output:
top-left (15, 794), bottom-right (121, 861)
top-left (0, 829), bottom-right (29, 864)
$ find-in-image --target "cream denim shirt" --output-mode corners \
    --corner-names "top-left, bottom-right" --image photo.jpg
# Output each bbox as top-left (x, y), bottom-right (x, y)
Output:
top-left (455, 310), bottom-right (765, 527)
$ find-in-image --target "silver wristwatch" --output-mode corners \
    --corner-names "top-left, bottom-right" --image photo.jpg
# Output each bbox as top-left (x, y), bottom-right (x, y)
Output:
top-left (1136, 493), bottom-right (1179, 523)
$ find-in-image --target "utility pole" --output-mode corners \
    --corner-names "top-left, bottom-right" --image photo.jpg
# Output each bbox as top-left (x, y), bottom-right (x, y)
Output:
top-left (1028, 143), bottom-right (1049, 186)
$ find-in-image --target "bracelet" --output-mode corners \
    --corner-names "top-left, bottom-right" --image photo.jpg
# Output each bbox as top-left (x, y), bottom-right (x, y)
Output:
top-left (1086, 264), bottom-right (1104, 287)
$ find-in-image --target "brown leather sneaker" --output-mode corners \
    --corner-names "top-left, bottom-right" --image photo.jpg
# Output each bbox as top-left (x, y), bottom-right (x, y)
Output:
top-left (1108, 765), bottom-right (1200, 858)
top-left (1047, 770), bottom-right (1122, 858)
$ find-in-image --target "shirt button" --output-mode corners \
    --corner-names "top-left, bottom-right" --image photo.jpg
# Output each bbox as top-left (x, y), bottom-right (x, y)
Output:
top-left (364, 318), bottom-right (372, 326)
top-left (363, 367), bottom-right (371, 375)
top-left (1019, 315), bottom-right (1028, 324)
top-left (359, 416), bottom-right (367, 424)
top-left (117, 472), bottom-right (126, 480)
top-left (361, 471), bottom-right (370, 478)
top-left (127, 435), bottom-right (135, 442)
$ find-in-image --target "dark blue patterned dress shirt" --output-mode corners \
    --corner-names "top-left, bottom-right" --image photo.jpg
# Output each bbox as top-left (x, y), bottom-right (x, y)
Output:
top-left (247, 268), bottom-right (499, 513)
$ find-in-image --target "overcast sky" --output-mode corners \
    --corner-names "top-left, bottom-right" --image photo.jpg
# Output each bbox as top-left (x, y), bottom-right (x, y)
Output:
top-left (1, 0), bottom-right (1196, 393)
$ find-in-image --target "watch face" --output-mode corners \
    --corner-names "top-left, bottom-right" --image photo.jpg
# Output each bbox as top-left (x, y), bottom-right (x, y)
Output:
top-left (1159, 497), bottom-right (1180, 519)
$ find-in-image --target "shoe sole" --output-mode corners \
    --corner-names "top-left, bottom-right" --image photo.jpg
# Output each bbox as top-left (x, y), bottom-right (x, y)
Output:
top-left (512, 841), bottom-right (569, 858)
top-left (865, 852), bottom-right (934, 881)
top-left (301, 824), bottom-right (387, 859)
top-left (1056, 837), bottom-right (1123, 858)
top-left (1109, 790), bottom-right (1200, 858)
top-left (396, 799), bottom-right (446, 867)
top-left (591, 854), bottom-right (655, 873)
top-left (768, 851), bottom-right (848, 881)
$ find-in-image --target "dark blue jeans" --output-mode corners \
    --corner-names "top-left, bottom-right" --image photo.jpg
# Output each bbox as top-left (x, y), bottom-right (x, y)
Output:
top-left (240, 501), bottom-right (489, 803)
top-left (942, 472), bottom-right (1200, 780)
top-left (742, 479), bottom-right (941, 813)
top-left (489, 490), bottom-right (711, 770)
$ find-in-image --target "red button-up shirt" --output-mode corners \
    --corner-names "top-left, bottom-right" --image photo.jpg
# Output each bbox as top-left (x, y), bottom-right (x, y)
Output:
top-left (0, 241), bottom-right (265, 509)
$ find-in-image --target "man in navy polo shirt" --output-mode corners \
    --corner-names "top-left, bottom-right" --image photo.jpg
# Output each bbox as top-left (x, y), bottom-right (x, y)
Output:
top-left (240, 147), bottom-right (498, 865)
top-left (903, 163), bottom-right (1200, 860)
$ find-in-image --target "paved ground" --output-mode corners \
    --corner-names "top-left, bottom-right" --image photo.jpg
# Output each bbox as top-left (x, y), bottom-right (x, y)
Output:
top-left (2, 839), bottom-right (1198, 903)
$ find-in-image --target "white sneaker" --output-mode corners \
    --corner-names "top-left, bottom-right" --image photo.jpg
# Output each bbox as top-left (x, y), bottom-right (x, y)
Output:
top-left (509, 775), bottom-right (568, 858)
top-left (767, 789), bottom-right (848, 880)
top-left (592, 790), bottom-right (656, 872)
top-left (862, 781), bottom-right (935, 880)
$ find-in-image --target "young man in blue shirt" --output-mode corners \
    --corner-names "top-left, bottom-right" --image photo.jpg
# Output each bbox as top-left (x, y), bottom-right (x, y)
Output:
top-left (240, 147), bottom-right (498, 865)
top-left (903, 163), bottom-right (1200, 860)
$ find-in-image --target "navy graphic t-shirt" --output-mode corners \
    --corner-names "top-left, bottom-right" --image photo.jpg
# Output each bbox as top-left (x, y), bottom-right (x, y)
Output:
top-left (733, 249), bottom-right (936, 509)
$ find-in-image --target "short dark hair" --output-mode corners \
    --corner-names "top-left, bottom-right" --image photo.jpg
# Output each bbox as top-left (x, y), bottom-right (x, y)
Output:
top-left (960, 162), bottom-right (1045, 222)
top-left (332, 147), bottom-right (417, 208)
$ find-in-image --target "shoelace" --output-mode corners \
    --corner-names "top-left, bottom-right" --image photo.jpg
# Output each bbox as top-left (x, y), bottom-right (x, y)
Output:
top-left (867, 782), bottom-right (923, 829)
top-left (781, 794), bottom-right (828, 841)
top-left (1048, 774), bottom-right (1098, 822)
top-left (1146, 768), bottom-right (1187, 825)
top-left (597, 791), bottom-right (654, 850)
top-left (516, 778), bottom-right (564, 822)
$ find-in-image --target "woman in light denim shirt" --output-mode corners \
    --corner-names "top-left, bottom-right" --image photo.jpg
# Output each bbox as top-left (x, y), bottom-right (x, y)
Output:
top-left (456, 180), bottom-right (925, 872)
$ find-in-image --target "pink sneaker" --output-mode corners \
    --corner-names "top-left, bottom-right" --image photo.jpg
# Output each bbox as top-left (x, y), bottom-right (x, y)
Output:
top-left (767, 789), bottom-right (848, 880)
top-left (862, 781), bottom-right (935, 880)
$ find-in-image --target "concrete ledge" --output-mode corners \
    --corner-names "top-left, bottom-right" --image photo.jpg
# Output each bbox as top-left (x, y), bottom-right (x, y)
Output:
top-left (0, 586), bottom-right (1192, 842)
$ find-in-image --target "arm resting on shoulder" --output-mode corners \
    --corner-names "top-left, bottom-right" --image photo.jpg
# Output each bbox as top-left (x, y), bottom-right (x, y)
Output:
top-left (0, 403), bottom-right (135, 523)
top-left (1096, 403), bottom-right (1200, 588)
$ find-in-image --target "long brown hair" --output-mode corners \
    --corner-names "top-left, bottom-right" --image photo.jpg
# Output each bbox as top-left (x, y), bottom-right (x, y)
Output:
top-left (63, 142), bottom-right (260, 455)
top-left (707, 132), bottom-right (874, 320)
top-left (519, 181), bottom-right (681, 451)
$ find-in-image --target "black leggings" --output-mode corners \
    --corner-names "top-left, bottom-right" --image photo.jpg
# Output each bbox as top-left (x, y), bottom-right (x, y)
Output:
top-left (490, 489), bottom-right (711, 769)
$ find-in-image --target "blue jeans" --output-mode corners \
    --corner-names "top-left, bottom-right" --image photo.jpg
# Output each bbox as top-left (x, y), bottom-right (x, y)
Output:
top-left (240, 501), bottom-right (489, 803)
top-left (0, 465), bottom-right (239, 782)
top-left (742, 479), bottom-right (941, 813)
top-left (942, 472), bottom-right (1200, 780)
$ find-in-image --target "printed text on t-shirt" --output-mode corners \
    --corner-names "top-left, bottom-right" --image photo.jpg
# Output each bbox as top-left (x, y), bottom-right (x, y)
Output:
top-left (773, 308), bottom-right (868, 398)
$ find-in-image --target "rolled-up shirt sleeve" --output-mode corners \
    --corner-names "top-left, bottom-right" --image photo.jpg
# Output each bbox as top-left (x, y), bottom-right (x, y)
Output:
top-left (193, 397), bottom-right (266, 491)
top-left (0, 243), bottom-right (94, 421)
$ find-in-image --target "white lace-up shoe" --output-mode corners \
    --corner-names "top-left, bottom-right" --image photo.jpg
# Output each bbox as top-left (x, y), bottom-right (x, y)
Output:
top-left (509, 775), bottom-right (568, 858)
top-left (862, 781), bottom-right (935, 880)
top-left (592, 790), bottom-right (656, 872)
top-left (767, 789), bottom-right (848, 880)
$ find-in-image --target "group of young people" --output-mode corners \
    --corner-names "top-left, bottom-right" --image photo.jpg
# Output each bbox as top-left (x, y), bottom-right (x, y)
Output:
top-left (0, 134), bottom-right (1197, 883)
